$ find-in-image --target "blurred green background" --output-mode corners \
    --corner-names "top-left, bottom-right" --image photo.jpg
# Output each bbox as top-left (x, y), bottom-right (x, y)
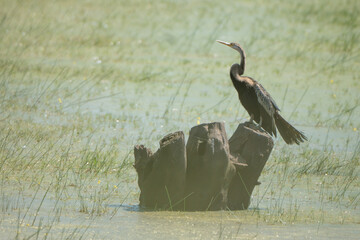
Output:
top-left (0, 0), bottom-right (359, 239)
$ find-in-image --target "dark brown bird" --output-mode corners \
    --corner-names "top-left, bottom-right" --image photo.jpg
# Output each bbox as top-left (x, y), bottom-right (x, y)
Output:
top-left (217, 40), bottom-right (307, 145)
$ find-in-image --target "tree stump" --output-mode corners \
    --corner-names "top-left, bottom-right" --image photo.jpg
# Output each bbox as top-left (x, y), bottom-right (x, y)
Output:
top-left (133, 122), bottom-right (273, 211)
top-left (227, 122), bottom-right (274, 210)
top-left (185, 122), bottom-right (237, 211)
top-left (134, 131), bottom-right (186, 210)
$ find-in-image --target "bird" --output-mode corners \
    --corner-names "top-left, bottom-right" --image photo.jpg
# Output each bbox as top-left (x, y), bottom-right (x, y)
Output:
top-left (216, 40), bottom-right (307, 145)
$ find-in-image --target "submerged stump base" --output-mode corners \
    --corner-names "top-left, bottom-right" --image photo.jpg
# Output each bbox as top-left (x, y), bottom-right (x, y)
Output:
top-left (134, 122), bottom-right (273, 211)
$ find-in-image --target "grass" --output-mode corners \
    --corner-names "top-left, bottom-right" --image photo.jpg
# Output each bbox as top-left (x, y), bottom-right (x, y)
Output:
top-left (0, 0), bottom-right (359, 239)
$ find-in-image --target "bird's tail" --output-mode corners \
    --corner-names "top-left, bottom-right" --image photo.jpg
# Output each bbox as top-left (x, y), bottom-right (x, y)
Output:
top-left (274, 112), bottom-right (307, 145)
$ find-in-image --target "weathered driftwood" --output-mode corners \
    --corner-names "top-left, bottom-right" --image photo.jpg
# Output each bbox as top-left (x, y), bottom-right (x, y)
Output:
top-left (133, 122), bottom-right (273, 211)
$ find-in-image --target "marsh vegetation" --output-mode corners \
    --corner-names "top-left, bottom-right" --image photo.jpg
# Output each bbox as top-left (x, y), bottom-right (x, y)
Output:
top-left (0, 0), bottom-right (359, 239)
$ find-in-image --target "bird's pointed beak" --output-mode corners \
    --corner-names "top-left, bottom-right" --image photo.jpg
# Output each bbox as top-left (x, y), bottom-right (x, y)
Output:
top-left (216, 40), bottom-right (231, 47)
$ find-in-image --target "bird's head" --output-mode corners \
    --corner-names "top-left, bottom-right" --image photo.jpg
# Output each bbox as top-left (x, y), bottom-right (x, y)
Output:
top-left (216, 40), bottom-right (246, 58)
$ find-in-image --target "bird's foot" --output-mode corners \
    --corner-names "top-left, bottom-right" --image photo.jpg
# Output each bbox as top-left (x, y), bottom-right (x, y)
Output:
top-left (244, 121), bottom-right (255, 129)
top-left (245, 121), bottom-right (263, 132)
top-left (244, 114), bottom-right (255, 125)
top-left (245, 119), bottom-right (255, 126)
top-left (253, 123), bottom-right (263, 131)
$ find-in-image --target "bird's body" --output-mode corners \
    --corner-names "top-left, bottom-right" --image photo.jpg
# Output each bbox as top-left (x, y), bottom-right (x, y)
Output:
top-left (217, 40), bottom-right (307, 145)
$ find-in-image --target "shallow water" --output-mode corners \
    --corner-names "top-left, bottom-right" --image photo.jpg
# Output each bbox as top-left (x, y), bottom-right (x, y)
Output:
top-left (1, 169), bottom-right (359, 239)
top-left (87, 208), bottom-right (360, 240)
top-left (1, 198), bottom-right (359, 239)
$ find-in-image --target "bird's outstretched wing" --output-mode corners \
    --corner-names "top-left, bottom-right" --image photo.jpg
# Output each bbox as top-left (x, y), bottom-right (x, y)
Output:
top-left (253, 83), bottom-right (280, 116)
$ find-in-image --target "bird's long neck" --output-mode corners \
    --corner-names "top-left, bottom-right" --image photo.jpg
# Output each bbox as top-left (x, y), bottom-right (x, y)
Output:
top-left (229, 44), bottom-right (248, 93)
top-left (230, 64), bottom-right (248, 94)
top-left (238, 46), bottom-right (246, 75)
